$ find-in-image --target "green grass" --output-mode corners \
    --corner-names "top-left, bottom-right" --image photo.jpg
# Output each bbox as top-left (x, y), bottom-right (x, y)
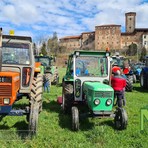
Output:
top-left (0, 67), bottom-right (148, 148)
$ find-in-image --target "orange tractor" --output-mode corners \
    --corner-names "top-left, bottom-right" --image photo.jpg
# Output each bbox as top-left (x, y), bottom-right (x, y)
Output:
top-left (0, 28), bottom-right (43, 135)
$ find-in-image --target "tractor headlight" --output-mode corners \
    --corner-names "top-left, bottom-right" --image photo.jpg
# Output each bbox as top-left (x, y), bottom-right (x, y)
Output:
top-left (3, 98), bottom-right (10, 105)
top-left (106, 99), bottom-right (112, 106)
top-left (94, 99), bottom-right (100, 105)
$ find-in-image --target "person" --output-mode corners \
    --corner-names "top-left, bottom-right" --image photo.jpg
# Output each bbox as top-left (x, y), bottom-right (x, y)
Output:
top-left (43, 74), bottom-right (50, 93)
top-left (76, 67), bottom-right (81, 76)
top-left (111, 70), bottom-right (126, 107)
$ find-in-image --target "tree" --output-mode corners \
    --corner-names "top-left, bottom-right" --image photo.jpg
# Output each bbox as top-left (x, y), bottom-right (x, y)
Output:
top-left (139, 46), bottom-right (147, 62)
top-left (33, 43), bottom-right (37, 55)
top-left (47, 32), bottom-right (59, 55)
top-left (126, 43), bottom-right (137, 56)
top-left (40, 42), bottom-right (47, 56)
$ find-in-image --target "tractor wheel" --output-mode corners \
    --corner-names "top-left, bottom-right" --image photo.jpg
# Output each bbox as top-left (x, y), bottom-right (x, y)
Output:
top-left (71, 106), bottom-right (79, 131)
top-left (140, 71), bottom-right (148, 88)
top-left (62, 83), bottom-right (74, 114)
top-left (133, 74), bottom-right (137, 83)
top-left (125, 75), bottom-right (133, 92)
top-left (28, 74), bottom-right (43, 135)
top-left (28, 102), bottom-right (39, 135)
top-left (114, 107), bottom-right (128, 130)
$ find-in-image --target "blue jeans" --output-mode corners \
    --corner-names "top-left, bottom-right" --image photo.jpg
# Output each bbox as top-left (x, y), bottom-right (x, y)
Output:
top-left (44, 81), bottom-right (50, 93)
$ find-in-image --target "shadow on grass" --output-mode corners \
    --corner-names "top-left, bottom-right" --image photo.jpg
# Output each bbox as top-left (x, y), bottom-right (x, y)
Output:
top-left (42, 100), bottom-right (94, 131)
top-left (12, 121), bottom-right (31, 139)
top-left (0, 119), bottom-right (31, 140)
top-left (98, 120), bottom-right (115, 130)
top-left (133, 85), bottom-right (148, 93)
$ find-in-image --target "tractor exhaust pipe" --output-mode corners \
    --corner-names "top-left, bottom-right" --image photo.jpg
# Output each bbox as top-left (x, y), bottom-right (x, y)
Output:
top-left (0, 28), bottom-right (2, 72)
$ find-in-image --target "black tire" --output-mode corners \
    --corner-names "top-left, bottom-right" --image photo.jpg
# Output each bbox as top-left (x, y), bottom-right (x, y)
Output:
top-left (133, 74), bottom-right (137, 83)
top-left (62, 82), bottom-right (74, 114)
top-left (140, 70), bottom-right (148, 88)
top-left (114, 107), bottom-right (128, 130)
top-left (125, 75), bottom-right (133, 92)
top-left (28, 102), bottom-right (39, 135)
top-left (28, 74), bottom-right (43, 135)
top-left (71, 106), bottom-right (79, 131)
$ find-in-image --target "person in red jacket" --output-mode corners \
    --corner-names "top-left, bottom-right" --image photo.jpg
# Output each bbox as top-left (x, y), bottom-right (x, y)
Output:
top-left (111, 70), bottom-right (126, 107)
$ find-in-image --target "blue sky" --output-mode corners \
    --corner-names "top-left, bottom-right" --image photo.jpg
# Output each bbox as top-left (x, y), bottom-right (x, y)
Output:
top-left (0, 0), bottom-right (148, 43)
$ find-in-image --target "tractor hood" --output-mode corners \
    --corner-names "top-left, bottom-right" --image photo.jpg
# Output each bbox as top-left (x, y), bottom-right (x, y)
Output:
top-left (83, 81), bottom-right (113, 91)
top-left (83, 81), bottom-right (114, 112)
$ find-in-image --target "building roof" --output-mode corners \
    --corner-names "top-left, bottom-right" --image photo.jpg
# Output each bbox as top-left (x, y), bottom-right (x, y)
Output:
top-left (60, 35), bottom-right (81, 40)
top-left (81, 31), bottom-right (95, 34)
top-left (125, 12), bottom-right (136, 15)
top-left (95, 24), bottom-right (121, 27)
top-left (135, 28), bottom-right (148, 32)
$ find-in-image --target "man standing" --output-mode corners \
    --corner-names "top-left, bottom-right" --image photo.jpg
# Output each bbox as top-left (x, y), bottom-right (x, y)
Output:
top-left (111, 70), bottom-right (126, 107)
top-left (43, 74), bottom-right (50, 93)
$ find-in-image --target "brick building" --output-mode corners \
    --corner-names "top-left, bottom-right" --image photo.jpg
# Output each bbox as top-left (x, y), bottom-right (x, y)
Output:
top-left (59, 12), bottom-right (148, 52)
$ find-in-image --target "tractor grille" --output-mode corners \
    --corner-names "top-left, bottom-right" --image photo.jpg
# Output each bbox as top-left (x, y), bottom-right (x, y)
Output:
top-left (0, 85), bottom-right (12, 97)
top-left (94, 91), bottom-right (113, 98)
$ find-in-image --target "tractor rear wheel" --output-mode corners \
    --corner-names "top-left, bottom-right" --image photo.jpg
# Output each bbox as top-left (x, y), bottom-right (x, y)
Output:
top-left (114, 107), bottom-right (128, 130)
top-left (28, 74), bottom-right (43, 135)
top-left (125, 75), bottom-right (133, 92)
top-left (140, 71), bottom-right (148, 88)
top-left (71, 106), bottom-right (79, 131)
top-left (62, 83), bottom-right (74, 114)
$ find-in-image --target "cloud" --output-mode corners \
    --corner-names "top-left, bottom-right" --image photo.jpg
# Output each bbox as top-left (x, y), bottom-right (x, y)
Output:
top-left (0, 0), bottom-right (148, 42)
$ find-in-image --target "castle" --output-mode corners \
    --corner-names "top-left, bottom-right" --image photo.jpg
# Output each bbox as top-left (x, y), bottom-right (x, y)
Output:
top-left (59, 12), bottom-right (148, 52)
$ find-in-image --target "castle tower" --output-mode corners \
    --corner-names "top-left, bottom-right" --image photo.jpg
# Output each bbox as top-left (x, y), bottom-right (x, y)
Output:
top-left (125, 12), bottom-right (136, 33)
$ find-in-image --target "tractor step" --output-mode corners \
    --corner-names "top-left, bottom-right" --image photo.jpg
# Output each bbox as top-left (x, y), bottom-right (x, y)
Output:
top-left (8, 108), bottom-right (29, 116)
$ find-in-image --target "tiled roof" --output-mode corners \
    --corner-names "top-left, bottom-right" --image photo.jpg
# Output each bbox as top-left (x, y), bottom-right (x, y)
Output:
top-left (60, 35), bottom-right (81, 40)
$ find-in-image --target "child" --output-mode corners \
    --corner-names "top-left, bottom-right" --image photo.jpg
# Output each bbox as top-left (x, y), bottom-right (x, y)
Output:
top-left (43, 74), bottom-right (50, 93)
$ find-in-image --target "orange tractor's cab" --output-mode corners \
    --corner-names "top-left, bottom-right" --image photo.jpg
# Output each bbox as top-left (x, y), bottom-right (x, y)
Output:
top-left (0, 28), bottom-right (43, 135)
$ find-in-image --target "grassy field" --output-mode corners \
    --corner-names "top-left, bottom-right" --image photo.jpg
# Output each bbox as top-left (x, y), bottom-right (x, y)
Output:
top-left (0, 67), bottom-right (148, 148)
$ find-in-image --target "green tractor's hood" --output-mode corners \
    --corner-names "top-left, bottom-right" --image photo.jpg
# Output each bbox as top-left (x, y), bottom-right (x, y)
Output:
top-left (83, 81), bottom-right (114, 112)
top-left (83, 81), bottom-right (113, 91)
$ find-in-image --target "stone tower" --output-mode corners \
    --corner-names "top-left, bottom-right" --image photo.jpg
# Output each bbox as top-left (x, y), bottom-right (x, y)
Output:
top-left (125, 12), bottom-right (136, 33)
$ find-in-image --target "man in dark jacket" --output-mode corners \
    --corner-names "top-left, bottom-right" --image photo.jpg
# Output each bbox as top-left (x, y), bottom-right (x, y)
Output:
top-left (111, 70), bottom-right (126, 107)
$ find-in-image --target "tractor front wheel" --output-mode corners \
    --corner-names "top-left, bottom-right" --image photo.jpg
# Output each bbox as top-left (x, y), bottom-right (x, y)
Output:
top-left (28, 74), bottom-right (43, 135)
top-left (71, 106), bottom-right (79, 131)
top-left (28, 102), bottom-right (39, 135)
top-left (114, 107), bottom-right (127, 130)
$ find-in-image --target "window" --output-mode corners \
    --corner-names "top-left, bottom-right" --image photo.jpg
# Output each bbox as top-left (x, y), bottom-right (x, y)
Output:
top-left (2, 42), bottom-right (30, 65)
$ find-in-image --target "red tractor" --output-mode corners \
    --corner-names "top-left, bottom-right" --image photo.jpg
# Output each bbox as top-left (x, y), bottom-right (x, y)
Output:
top-left (0, 28), bottom-right (43, 135)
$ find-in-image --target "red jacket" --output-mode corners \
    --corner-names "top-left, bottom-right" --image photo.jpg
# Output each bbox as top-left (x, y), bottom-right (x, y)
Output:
top-left (111, 75), bottom-right (126, 91)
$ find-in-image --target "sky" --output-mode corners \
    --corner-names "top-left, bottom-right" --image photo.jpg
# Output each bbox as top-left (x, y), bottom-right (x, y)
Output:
top-left (0, 0), bottom-right (148, 43)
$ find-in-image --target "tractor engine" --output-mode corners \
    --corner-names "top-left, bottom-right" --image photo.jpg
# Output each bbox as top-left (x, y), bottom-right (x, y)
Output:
top-left (83, 82), bottom-right (114, 114)
top-left (0, 72), bottom-right (20, 113)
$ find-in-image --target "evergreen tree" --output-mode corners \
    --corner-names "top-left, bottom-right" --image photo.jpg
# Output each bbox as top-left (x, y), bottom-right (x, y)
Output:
top-left (40, 42), bottom-right (47, 56)
top-left (139, 46), bottom-right (147, 62)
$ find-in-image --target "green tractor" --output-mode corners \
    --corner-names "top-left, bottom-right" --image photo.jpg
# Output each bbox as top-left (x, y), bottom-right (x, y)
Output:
top-left (62, 50), bottom-right (127, 131)
top-left (35, 55), bottom-right (59, 85)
